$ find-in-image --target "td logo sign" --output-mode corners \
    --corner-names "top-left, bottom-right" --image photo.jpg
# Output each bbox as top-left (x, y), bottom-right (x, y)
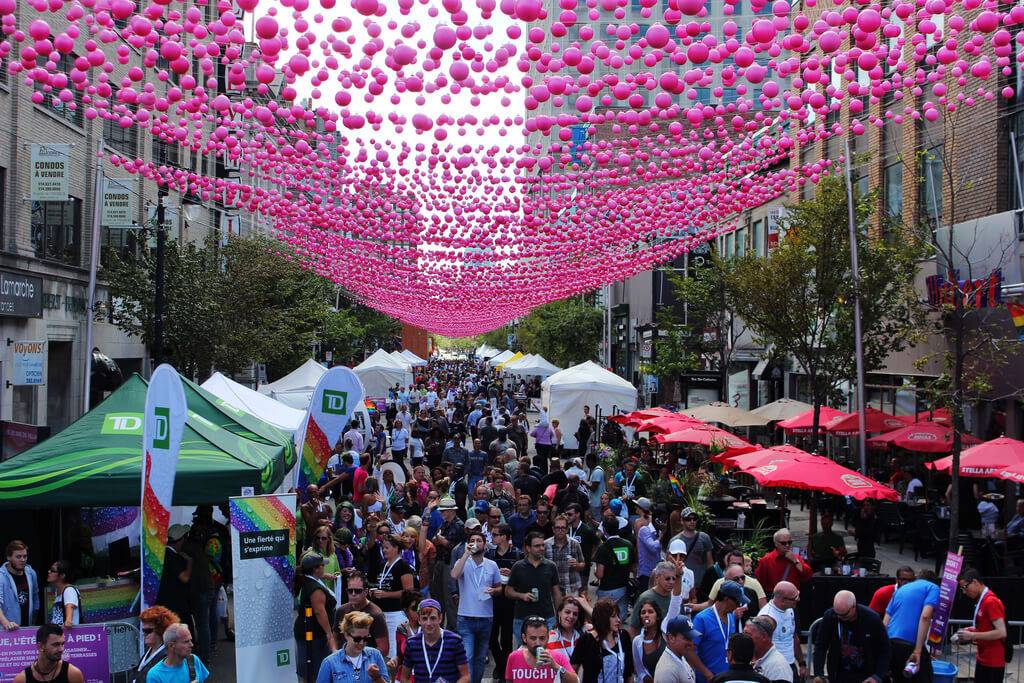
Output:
top-left (102, 413), bottom-right (144, 435)
top-left (322, 390), bottom-right (348, 415)
top-left (152, 407), bottom-right (170, 449)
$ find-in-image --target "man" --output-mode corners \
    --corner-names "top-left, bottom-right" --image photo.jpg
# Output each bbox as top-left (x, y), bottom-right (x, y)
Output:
top-left (451, 531), bottom-right (502, 683)
top-left (450, 463), bottom-right (471, 519)
top-left (552, 474), bottom-right (589, 515)
top-left (442, 435), bottom-right (471, 472)
top-left (13, 624), bottom-right (85, 683)
top-left (301, 485), bottom-right (332, 540)
top-left (525, 501), bottom-right (554, 539)
top-left (467, 438), bottom-right (489, 493)
top-left (614, 458), bottom-right (647, 502)
top-left (506, 616), bottom-right (579, 683)
top-left (386, 501), bottom-right (409, 536)
top-left (513, 462), bottom-right (542, 504)
top-left (540, 457), bottom-right (567, 492)
top-left (489, 428), bottom-right (513, 464)
top-left (508, 415), bottom-right (529, 462)
top-left (633, 497), bottom-right (661, 589)
top-left (479, 417), bottom-right (499, 454)
top-left (344, 421), bottom-right (364, 456)
top-left (745, 616), bottom-right (793, 683)
top-left (701, 550), bottom-right (767, 611)
top-left (757, 580), bottom-right (805, 680)
top-left (431, 497), bottom-right (466, 627)
top-left (156, 525), bottom-right (192, 627)
top-left (0, 540), bottom-right (39, 629)
top-left (565, 458), bottom-right (586, 481)
top-left (671, 507), bottom-right (715, 593)
top-left (544, 514), bottom-right (585, 597)
top-left (808, 512), bottom-right (847, 569)
top-left (585, 452), bottom-right (606, 522)
top-left (754, 529), bottom-right (812, 594)
top-left (487, 523), bottom-right (522, 682)
top-left (883, 570), bottom-right (939, 682)
top-left (335, 571), bottom-right (390, 656)
top-left (868, 566), bottom-right (916, 616)
top-left (399, 599), bottom-right (470, 683)
top-left (666, 540), bottom-right (697, 605)
top-left (506, 531), bottom-right (562, 647)
top-left (509, 496), bottom-right (537, 549)
top-left (593, 516), bottom-right (637, 624)
top-left (812, 590), bottom-right (890, 683)
top-left (690, 581), bottom-right (747, 683)
top-left (709, 633), bottom-right (771, 683)
top-left (629, 561), bottom-right (679, 638)
top-left (563, 504), bottom-right (599, 587)
top-left (146, 622), bottom-right (210, 683)
top-left (1007, 498), bottom-right (1024, 541)
top-left (955, 568), bottom-right (1007, 683)
top-left (656, 615), bottom-right (701, 683)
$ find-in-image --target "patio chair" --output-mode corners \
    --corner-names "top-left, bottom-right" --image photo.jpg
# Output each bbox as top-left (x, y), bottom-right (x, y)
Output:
top-left (913, 513), bottom-right (947, 561)
top-left (877, 500), bottom-right (908, 551)
top-left (983, 536), bottom-right (1024, 575)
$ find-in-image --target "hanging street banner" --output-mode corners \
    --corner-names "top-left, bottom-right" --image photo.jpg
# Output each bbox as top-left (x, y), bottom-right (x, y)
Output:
top-left (30, 144), bottom-right (70, 201)
top-left (230, 494), bottom-right (297, 683)
top-left (0, 626), bottom-right (109, 683)
top-left (927, 551), bottom-right (964, 656)
top-left (101, 178), bottom-right (135, 228)
top-left (10, 340), bottom-right (45, 386)
top-left (140, 364), bottom-right (187, 611)
top-left (293, 367), bottom-right (365, 496)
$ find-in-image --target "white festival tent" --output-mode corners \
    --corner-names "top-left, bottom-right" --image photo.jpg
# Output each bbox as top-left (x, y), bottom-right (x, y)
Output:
top-left (541, 361), bottom-right (638, 450)
top-left (487, 349), bottom-right (516, 366)
top-left (511, 356), bottom-right (563, 377)
top-left (499, 353), bottom-right (535, 372)
top-left (202, 372), bottom-right (307, 437)
top-left (401, 349), bottom-right (428, 366)
top-left (390, 350), bottom-right (415, 369)
top-left (354, 349), bottom-right (412, 398)
top-left (475, 344), bottom-right (500, 359)
top-left (256, 358), bottom-right (328, 409)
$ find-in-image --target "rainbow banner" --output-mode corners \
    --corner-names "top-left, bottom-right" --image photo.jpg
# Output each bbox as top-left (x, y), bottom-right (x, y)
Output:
top-left (230, 494), bottom-right (297, 683)
top-left (140, 365), bottom-right (187, 611)
top-left (294, 367), bottom-right (364, 498)
top-left (1009, 302), bottom-right (1024, 341)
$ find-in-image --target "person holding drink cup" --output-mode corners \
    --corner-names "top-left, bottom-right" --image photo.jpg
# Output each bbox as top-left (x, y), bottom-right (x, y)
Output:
top-left (451, 531), bottom-right (502, 683)
top-left (505, 616), bottom-right (579, 682)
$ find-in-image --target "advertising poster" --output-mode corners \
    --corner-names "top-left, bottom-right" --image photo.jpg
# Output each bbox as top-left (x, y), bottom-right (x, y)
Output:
top-left (11, 340), bottom-right (45, 386)
top-left (101, 177), bottom-right (135, 228)
top-left (293, 367), bottom-right (365, 495)
top-left (230, 493), bottom-right (297, 683)
top-left (928, 551), bottom-right (964, 655)
top-left (0, 626), bottom-right (108, 683)
top-left (30, 144), bottom-right (70, 201)
top-left (140, 364), bottom-right (187, 611)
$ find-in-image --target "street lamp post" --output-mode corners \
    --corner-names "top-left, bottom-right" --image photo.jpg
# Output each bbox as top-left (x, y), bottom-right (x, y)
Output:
top-left (153, 195), bottom-right (166, 367)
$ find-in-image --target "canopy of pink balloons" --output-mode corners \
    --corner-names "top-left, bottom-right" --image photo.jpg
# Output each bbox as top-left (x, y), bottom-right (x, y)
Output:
top-left (7, 0), bottom-right (1016, 334)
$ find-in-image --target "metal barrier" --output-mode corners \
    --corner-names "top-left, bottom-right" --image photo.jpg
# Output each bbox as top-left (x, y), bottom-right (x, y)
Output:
top-left (104, 620), bottom-right (140, 683)
top-left (803, 617), bottom-right (1024, 681)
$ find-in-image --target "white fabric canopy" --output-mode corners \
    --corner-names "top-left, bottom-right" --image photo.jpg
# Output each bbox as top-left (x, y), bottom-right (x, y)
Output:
top-left (202, 372), bottom-right (307, 436)
top-left (354, 349), bottom-right (411, 398)
top-left (541, 361), bottom-right (637, 450)
top-left (487, 349), bottom-right (515, 366)
top-left (401, 349), bottom-right (428, 366)
top-left (475, 344), bottom-right (500, 359)
top-left (499, 353), bottom-right (534, 372)
top-left (509, 355), bottom-right (562, 377)
top-left (257, 358), bottom-right (328, 409)
top-left (390, 350), bottom-right (414, 369)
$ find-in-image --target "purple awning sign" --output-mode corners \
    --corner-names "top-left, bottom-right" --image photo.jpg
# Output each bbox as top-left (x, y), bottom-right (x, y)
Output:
top-left (0, 626), bottom-right (109, 683)
top-left (928, 552), bottom-right (964, 656)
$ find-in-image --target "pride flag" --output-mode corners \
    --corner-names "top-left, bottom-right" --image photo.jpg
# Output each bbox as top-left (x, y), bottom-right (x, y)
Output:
top-left (1009, 302), bottom-right (1024, 340)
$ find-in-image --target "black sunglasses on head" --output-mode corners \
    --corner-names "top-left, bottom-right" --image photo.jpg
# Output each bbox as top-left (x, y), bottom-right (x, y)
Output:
top-left (347, 634), bottom-right (374, 643)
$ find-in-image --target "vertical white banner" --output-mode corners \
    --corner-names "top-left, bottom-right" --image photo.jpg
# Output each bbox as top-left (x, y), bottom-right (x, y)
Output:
top-left (294, 367), bottom-right (365, 495)
top-left (230, 493), bottom-right (297, 683)
top-left (30, 144), bottom-right (71, 201)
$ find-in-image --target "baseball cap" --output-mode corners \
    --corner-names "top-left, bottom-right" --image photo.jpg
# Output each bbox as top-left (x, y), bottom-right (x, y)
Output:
top-left (391, 501), bottom-right (408, 513)
top-left (718, 580), bottom-right (750, 606)
top-left (301, 553), bottom-right (329, 571)
top-left (681, 507), bottom-right (697, 518)
top-left (665, 615), bottom-right (701, 640)
top-left (668, 538), bottom-right (689, 556)
top-left (609, 499), bottom-right (624, 515)
top-left (474, 500), bottom-right (490, 513)
top-left (634, 497), bottom-right (652, 512)
top-left (465, 518), bottom-right (482, 530)
top-left (438, 497), bottom-right (458, 510)
top-left (167, 524), bottom-right (190, 542)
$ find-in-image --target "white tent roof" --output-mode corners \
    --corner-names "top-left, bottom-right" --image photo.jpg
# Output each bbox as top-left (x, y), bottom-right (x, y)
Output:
top-left (257, 358), bottom-right (326, 397)
top-left (500, 353), bottom-right (535, 371)
top-left (390, 350), bottom-right (414, 369)
top-left (354, 349), bottom-right (411, 398)
top-left (541, 361), bottom-right (637, 450)
top-left (401, 349), bottom-right (428, 366)
top-left (511, 356), bottom-right (563, 376)
top-left (487, 349), bottom-right (515, 366)
top-left (202, 372), bottom-right (306, 436)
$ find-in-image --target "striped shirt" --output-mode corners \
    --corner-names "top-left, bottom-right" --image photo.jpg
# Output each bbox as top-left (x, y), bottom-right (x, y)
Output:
top-left (402, 630), bottom-right (468, 682)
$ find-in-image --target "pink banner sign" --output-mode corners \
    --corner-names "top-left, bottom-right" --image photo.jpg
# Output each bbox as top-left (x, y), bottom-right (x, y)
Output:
top-left (928, 551), bottom-right (964, 656)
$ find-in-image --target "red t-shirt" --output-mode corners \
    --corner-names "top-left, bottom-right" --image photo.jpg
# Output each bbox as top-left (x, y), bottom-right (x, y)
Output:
top-left (506, 648), bottom-right (572, 682)
top-left (975, 590), bottom-right (1006, 667)
top-left (868, 584), bottom-right (896, 616)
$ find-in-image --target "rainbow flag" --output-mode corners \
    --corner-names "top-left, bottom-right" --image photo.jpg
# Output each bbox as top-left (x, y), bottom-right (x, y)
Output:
top-left (668, 473), bottom-right (685, 498)
top-left (1009, 302), bottom-right (1024, 340)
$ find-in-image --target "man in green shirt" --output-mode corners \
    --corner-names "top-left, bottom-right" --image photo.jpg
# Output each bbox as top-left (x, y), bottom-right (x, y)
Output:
top-left (593, 516), bottom-right (637, 621)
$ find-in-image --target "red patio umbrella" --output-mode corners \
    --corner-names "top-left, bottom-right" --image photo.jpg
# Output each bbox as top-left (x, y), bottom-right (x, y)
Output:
top-left (867, 421), bottom-right (982, 453)
top-left (777, 407), bottom-right (851, 434)
top-left (993, 461), bottom-right (1024, 484)
top-left (914, 408), bottom-right (952, 425)
top-left (635, 414), bottom-right (707, 434)
top-left (724, 448), bottom-right (901, 501)
top-left (926, 437), bottom-right (1024, 477)
top-left (713, 444), bottom-right (819, 467)
top-left (655, 425), bottom-right (752, 450)
top-left (825, 408), bottom-right (909, 437)
top-left (608, 408), bottom-right (675, 425)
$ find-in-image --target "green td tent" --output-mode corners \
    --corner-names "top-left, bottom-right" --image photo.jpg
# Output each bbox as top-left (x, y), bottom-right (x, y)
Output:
top-left (0, 373), bottom-right (297, 508)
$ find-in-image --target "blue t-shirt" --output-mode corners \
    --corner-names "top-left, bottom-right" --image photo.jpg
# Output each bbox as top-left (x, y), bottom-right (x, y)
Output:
top-left (146, 656), bottom-right (210, 683)
top-left (508, 512), bottom-right (536, 549)
top-left (402, 630), bottom-right (468, 682)
top-left (467, 450), bottom-right (488, 476)
top-left (886, 579), bottom-right (940, 642)
top-left (692, 607), bottom-right (735, 683)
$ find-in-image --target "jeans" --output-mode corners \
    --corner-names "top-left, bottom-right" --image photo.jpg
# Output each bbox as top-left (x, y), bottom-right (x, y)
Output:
top-left (385, 610), bottom-right (406, 661)
top-left (468, 475), bottom-right (484, 496)
top-left (490, 599), bottom-right (515, 682)
top-left (596, 586), bottom-right (629, 623)
top-left (458, 615), bottom-right (493, 683)
top-left (512, 616), bottom-right (555, 649)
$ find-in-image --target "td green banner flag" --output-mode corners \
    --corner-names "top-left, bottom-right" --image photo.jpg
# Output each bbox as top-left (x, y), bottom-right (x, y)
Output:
top-left (294, 367), bottom-right (364, 497)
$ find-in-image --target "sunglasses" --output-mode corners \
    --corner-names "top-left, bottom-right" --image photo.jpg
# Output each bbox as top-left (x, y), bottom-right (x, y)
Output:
top-left (684, 517), bottom-right (697, 521)
top-left (777, 540), bottom-right (793, 546)
top-left (346, 634), bottom-right (374, 643)
top-left (347, 588), bottom-right (365, 594)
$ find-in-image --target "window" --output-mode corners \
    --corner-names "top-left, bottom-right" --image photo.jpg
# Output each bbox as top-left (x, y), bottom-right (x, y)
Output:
top-left (734, 227), bottom-right (745, 257)
top-left (883, 163), bottom-right (903, 218)
top-left (153, 138), bottom-right (180, 168)
top-left (32, 198), bottom-right (81, 265)
top-left (752, 218), bottom-right (763, 255)
top-left (920, 146), bottom-right (943, 230)
top-left (725, 231), bottom-right (734, 256)
top-left (632, 0), bottom-right (643, 12)
top-left (101, 227), bottom-right (141, 267)
top-left (722, 88), bottom-right (739, 106)
top-left (33, 53), bottom-right (83, 127)
top-left (104, 110), bottom-right (138, 157)
top-left (694, 88), bottom-right (711, 104)
top-left (0, 167), bottom-right (5, 247)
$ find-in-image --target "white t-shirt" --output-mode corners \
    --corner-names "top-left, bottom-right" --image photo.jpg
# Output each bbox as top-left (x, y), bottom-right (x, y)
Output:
top-left (905, 477), bottom-right (924, 499)
top-left (51, 586), bottom-right (80, 626)
top-left (758, 600), bottom-right (797, 663)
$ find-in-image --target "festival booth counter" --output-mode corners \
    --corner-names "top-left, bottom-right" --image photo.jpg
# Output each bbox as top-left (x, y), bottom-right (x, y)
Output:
top-left (0, 373), bottom-right (296, 681)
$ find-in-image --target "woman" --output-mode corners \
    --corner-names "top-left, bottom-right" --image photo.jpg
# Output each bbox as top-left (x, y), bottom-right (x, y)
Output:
top-left (547, 596), bottom-right (590, 661)
top-left (852, 498), bottom-right (879, 558)
top-left (380, 468), bottom-right (400, 506)
top-left (391, 419), bottom-right (410, 467)
top-left (320, 610), bottom-right (389, 681)
top-left (370, 534), bottom-right (416, 661)
top-left (551, 419), bottom-right (563, 457)
top-left (335, 502), bottom-right (360, 549)
top-left (386, 590), bottom-right (423, 679)
top-left (630, 599), bottom-right (665, 683)
top-left (570, 598), bottom-right (634, 683)
top-left (409, 430), bottom-right (425, 468)
top-left (410, 465), bottom-right (430, 506)
top-left (301, 525), bottom-right (342, 594)
top-left (575, 419), bottom-right (592, 457)
top-left (47, 561), bottom-right (80, 627)
top-left (293, 553), bottom-right (337, 681)
top-left (403, 522), bottom-right (434, 595)
top-left (128, 605), bottom-right (179, 683)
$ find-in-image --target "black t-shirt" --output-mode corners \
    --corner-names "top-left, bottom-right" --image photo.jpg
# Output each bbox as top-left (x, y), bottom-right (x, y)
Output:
top-left (525, 520), bottom-right (554, 540)
top-left (156, 547), bottom-right (190, 619)
top-left (593, 537), bottom-right (636, 590)
top-left (508, 558), bottom-right (560, 620)
top-left (376, 558), bottom-right (414, 612)
top-left (514, 474), bottom-right (542, 502)
top-left (567, 522), bottom-right (600, 564)
top-left (13, 572), bottom-right (29, 625)
top-left (541, 471), bottom-right (568, 491)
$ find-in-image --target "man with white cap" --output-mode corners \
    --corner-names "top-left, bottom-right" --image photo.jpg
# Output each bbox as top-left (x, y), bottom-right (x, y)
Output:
top-left (656, 615), bottom-right (701, 683)
top-left (667, 538), bottom-right (697, 605)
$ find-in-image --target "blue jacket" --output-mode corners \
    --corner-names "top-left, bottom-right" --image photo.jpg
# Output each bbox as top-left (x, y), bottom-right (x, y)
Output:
top-left (0, 562), bottom-right (39, 626)
top-left (316, 646), bottom-right (389, 683)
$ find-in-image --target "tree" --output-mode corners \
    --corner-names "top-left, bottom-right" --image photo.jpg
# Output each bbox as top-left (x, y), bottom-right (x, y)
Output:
top-left (477, 294), bottom-right (604, 367)
top-left (723, 172), bottom-right (926, 449)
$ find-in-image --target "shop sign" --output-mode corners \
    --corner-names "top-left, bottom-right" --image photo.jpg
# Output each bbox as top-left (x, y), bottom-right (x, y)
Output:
top-left (925, 268), bottom-right (1002, 309)
top-left (0, 271), bottom-right (42, 318)
top-left (29, 144), bottom-right (70, 201)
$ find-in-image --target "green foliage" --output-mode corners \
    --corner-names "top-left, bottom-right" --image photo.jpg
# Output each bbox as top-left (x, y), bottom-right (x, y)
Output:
top-left (102, 234), bottom-right (400, 381)
top-left (723, 173), bottom-right (925, 441)
top-left (477, 294), bottom-right (604, 368)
